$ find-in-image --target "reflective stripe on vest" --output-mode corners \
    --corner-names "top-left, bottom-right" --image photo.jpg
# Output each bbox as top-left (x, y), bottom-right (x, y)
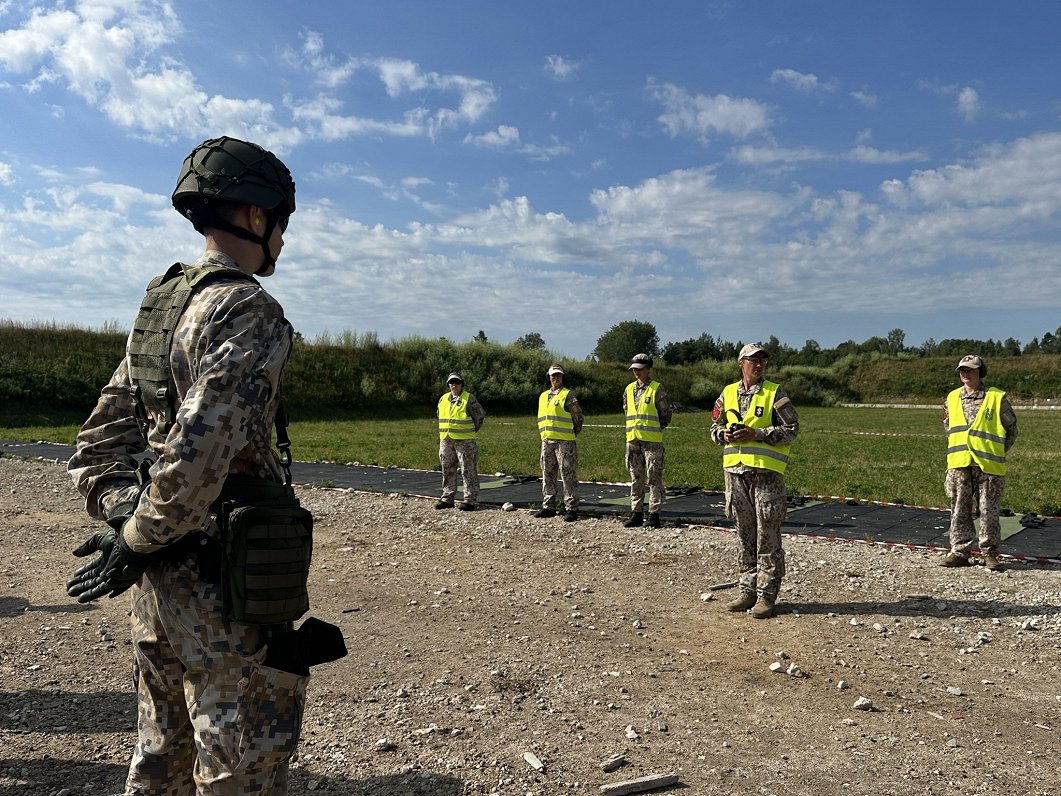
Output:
top-left (721, 380), bottom-right (790, 474)
top-left (946, 387), bottom-right (1006, 475)
top-left (625, 380), bottom-right (663, 443)
top-left (438, 391), bottom-right (476, 440)
top-left (538, 388), bottom-right (575, 441)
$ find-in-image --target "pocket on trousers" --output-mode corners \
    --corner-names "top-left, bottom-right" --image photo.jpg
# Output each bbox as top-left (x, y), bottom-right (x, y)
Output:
top-left (233, 662), bottom-right (309, 772)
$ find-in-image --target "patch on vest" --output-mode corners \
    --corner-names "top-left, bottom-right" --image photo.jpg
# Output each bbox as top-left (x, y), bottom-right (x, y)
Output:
top-left (984, 407), bottom-right (994, 421)
top-left (755, 406), bottom-right (764, 417)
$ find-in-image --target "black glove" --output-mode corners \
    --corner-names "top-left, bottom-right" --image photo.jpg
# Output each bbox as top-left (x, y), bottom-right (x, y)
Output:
top-left (67, 525), bottom-right (152, 603)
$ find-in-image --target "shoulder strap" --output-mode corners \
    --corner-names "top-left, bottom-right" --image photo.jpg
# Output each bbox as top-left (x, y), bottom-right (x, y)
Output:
top-left (127, 262), bottom-right (255, 435)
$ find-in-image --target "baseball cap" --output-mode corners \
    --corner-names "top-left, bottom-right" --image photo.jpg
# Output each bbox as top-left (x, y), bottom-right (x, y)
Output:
top-left (629, 353), bottom-right (653, 369)
top-left (446, 372), bottom-right (464, 384)
top-left (738, 343), bottom-right (768, 360)
top-left (955, 355), bottom-right (985, 372)
top-left (546, 364), bottom-right (565, 376)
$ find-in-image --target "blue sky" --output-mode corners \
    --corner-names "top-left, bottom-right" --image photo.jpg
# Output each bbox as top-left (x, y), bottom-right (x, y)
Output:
top-left (2, 1), bottom-right (1060, 358)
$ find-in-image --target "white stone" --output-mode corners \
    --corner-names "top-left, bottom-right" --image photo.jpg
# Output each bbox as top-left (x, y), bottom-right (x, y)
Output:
top-left (853, 697), bottom-right (874, 711)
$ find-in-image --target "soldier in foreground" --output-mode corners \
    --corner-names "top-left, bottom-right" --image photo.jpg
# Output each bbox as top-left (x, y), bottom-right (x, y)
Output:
top-left (534, 364), bottom-right (584, 522)
top-left (710, 343), bottom-right (799, 619)
top-left (66, 137), bottom-right (339, 794)
top-left (623, 353), bottom-right (672, 528)
top-left (942, 355), bottom-right (1019, 571)
top-left (436, 372), bottom-right (486, 510)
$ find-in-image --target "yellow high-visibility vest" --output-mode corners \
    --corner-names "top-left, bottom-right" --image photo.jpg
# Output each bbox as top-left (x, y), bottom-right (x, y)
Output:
top-left (946, 387), bottom-right (1006, 475)
top-left (721, 380), bottom-right (791, 474)
top-left (625, 380), bottom-right (663, 443)
top-left (438, 391), bottom-right (476, 440)
top-left (538, 388), bottom-right (575, 441)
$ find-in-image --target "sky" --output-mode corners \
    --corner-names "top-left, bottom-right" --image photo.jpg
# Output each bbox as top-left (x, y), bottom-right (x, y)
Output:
top-left (2, 0), bottom-right (1061, 359)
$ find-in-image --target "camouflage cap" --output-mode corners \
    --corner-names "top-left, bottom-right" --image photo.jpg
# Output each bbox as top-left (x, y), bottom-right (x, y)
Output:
top-left (629, 353), bottom-right (653, 369)
top-left (738, 343), bottom-right (768, 360)
top-left (956, 355), bottom-right (986, 375)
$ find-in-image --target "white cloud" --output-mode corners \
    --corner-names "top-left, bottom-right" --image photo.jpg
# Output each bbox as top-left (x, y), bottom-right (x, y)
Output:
top-left (957, 86), bottom-right (980, 121)
top-left (0, 162), bottom-right (14, 186)
top-left (0, 0), bottom-right (290, 144)
top-left (463, 126), bottom-right (571, 161)
top-left (770, 68), bottom-right (835, 93)
top-left (3, 134), bottom-right (1061, 356)
top-left (848, 145), bottom-right (927, 164)
top-left (544, 54), bottom-right (580, 81)
top-left (465, 125), bottom-right (521, 149)
top-left (649, 80), bottom-right (772, 146)
top-left (730, 145), bottom-right (826, 165)
top-left (851, 90), bottom-right (877, 109)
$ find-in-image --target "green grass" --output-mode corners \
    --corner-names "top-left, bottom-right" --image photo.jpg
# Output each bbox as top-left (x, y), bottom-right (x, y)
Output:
top-left (3, 407), bottom-right (1058, 515)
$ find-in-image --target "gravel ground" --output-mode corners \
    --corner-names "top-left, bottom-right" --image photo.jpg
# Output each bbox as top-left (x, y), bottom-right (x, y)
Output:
top-left (1, 454), bottom-right (1058, 796)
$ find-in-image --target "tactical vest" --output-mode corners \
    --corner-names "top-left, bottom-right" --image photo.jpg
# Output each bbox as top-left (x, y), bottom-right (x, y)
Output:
top-left (946, 387), bottom-right (1007, 475)
top-left (127, 261), bottom-right (256, 435)
top-left (438, 391), bottom-right (476, 439)
top-left (538, 388), bottom-right (575, 441)
top-left (625, 380), bottom-right (663, 443)
top-left (722, 380), bottom-right (791, 474)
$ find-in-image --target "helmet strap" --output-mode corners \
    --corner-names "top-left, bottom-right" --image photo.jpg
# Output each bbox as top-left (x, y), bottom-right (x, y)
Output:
top-left (194, 208), bottom-right (276, 274)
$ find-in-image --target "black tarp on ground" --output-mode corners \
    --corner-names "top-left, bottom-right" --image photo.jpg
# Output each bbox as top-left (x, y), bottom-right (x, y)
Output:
top-left (3, 440), bottom-right (1057, 561)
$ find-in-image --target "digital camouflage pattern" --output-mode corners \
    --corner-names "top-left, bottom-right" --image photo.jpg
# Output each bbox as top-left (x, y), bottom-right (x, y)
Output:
top-left (943, 387), bottom-right (1019, 557)
top-left (439, 438), bottom-right (481, 505)
top-left (711, 379), bottom-right (800, 599)
top-left (68, 250), bottom-right (304, 794)
top-left (127, 549), bottom-right (306, 795)
top-left (725, 470), bottom-right (787, 598)
top-left (623, 381), bottom-right (671, 513)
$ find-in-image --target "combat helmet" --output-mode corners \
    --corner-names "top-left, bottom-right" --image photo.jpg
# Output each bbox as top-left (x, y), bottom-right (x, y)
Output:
top-left (172, 136), bottom-right (296, 273)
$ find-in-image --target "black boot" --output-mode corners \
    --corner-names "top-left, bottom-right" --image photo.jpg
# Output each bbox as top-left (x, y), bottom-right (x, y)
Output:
top-left (623, 512), bottom-right (643, 528)
top-left (647, 513), bottom-right (662, 528)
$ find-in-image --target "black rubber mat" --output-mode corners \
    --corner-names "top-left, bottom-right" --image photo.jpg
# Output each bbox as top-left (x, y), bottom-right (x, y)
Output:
top-left (3, 441), bottom-right (1057, 562)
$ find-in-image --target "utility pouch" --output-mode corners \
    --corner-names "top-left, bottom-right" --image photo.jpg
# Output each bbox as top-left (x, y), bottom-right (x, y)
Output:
top-left (217, 477), bottom-right (313, 625)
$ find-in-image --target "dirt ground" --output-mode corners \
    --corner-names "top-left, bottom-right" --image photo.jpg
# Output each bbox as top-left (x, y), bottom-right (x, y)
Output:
top-left (1, 454), bottom-right (1058, 796)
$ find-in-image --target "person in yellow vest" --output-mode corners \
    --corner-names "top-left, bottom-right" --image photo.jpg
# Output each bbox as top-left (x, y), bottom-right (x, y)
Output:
top-left (942, 354), bottom-right (1018, 571)
top-left (623, 353), bottom-right (672, 528)
top-left (710, 343), bottom-right (799, 619)
top-left (436, 372), bottom-right (486, 511)
top-left (534, 364), bottom-right (584, 522)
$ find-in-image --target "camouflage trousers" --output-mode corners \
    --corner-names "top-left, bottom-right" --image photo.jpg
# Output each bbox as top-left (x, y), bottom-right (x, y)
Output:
top-left (945, 465), bottom-right (1005, 556)
top-left (439, 438), bottom-right (479, 505)
top-left (124, 543), bottom-right (307, 795)
top-left (626, 440), bottom-right (665, 514)
top-left (725, 469), bottom-right (787, 600)
top-left (541, 439), bottom-right (579, 510)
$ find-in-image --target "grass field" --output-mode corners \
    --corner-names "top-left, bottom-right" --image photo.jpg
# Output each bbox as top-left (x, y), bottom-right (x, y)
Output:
top-left (4, 406), bottom-right (1058, 515)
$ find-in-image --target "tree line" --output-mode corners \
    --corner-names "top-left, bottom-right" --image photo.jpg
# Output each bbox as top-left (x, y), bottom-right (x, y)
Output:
top-left (2, 320), bottom-right (1058, 427)
top-left (589, 320), bottom-right (1061, 366)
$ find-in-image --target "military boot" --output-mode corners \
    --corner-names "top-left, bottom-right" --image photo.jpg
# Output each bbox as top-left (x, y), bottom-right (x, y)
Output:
top-left (623, 512), bottom-right (644, 528)
top-left (982, 554), bottom-right (1004, 572)
top-left (534, 507), bottom-right (557, 519)
top-left (564, 510), bottom-right (578, 522)
top-left (725, 592), bottom-right (757, 612)
top-left (751, 596), bottom-right (776, 619)
top-left (647, 512), bottom-right (662, 528)
top-left (940, 552), bottom-right (970, 567)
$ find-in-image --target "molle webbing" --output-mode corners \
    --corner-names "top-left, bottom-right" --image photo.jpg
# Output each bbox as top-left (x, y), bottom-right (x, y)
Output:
top-left (127, 262), bottom-right (255, 432)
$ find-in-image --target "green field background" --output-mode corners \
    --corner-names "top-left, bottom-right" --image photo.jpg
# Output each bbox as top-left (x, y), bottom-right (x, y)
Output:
top-left (6, 407), bottom-right (1057, 515)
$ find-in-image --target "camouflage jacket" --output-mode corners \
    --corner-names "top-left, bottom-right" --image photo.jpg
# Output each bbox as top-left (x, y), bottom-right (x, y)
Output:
top-left (68, 250), bottom-right (292, 553)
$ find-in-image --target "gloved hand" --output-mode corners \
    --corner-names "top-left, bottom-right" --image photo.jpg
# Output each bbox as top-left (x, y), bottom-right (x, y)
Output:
top-left (67, 524), bottom-right (152, 603)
